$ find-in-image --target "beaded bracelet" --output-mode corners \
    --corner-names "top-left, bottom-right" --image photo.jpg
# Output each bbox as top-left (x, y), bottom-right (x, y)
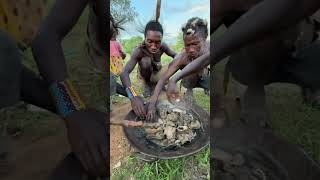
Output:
top-left (49, 79), bottom-right (86, 118)
top-left (125, 86), bottom-right (138, 100)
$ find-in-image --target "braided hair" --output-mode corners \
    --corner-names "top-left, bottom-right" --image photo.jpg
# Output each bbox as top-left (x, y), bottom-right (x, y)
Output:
top-left (110, 14), bottom-right (124, 40)
top-left (182, 17), bottom-right (208, 40)
top-left (144, 20), bottom-right (163, 37)
top-left (143, 0), bottom-right (163, 37)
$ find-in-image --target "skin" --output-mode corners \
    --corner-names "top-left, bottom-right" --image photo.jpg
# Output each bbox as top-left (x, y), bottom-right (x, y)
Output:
top-left (120, 30), bottom-right (176, 118)
top-left (168, 0), bottom-right (320, 94)
top-left (167, 0), bottom-right (320, 127)
top-left (31, 0), bottom-right (108, 177)
top-left (146, 32), bottom-right (209, 121)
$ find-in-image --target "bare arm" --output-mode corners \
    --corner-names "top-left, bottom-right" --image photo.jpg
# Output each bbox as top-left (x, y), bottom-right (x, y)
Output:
top-left (171, 52), bottom-right (210, 83)
top-left (31, 0), bottom-right (89, 83)
top-left (162, 42), bottom-right (177, 58)
top-left (120, 48), bottom-right (140, 88)
top-left (150, 53), bottom-right (185, 104)
top-left (212, 0), bottom-right (320, 64)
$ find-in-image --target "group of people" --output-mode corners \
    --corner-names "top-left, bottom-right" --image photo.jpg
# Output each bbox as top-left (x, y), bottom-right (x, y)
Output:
top-left (1, 0), bottom-right (320, 179)
top-left (110, 17), bottom-right (210, 122)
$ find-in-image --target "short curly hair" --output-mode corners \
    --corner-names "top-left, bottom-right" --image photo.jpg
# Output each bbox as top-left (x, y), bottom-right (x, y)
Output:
top-left (181, 17), bottom-right (208, 39)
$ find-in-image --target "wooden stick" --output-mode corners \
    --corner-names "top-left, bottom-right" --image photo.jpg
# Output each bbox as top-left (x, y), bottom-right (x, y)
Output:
top-left (110, 118), bottom-right (160, 128)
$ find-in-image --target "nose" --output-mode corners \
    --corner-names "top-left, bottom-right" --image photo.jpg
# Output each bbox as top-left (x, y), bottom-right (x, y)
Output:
top-left (150, 43), bottom-right (157, 50)
top-left (188, 47), bottom-right (196, 54)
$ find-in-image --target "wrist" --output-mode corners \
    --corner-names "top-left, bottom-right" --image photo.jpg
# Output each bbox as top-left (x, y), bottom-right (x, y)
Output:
top-left (149, 97), bottom-right (157, 105)
top-left (126, 86), bottom-right (138, 100)
top-left (49, 79), bottom-right (86, 119)
top-left (170, 76), bottom-right (178, 83)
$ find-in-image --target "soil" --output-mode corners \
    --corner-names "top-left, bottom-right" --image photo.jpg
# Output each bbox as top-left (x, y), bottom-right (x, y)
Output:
top-left (110, 103), bottom-right (133, 173)
top-left (1, 102), bottom-right (133, 179)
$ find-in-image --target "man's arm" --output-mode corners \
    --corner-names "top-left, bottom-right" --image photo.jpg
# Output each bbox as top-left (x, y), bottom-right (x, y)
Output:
top-left (212, 0), bottom-right (320, 64)
top-left (162, 43), bottom-right (177, 58)
top-left (150, 53), bottom-right (185, 104)
top-left (120, 48), bottom-right (147, 117)
top-left (31, 0), bottom-right (88, 82)
top-left (120, 48), bottom-right (140, 88)
top-left (30, 0), bottom-right (108, 176)
top-left (171, 0), bottom-right (320, 83)
top-left (146, 53), bottom-right (185, 121)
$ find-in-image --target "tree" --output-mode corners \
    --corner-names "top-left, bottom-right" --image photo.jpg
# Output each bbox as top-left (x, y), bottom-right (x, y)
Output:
top-left (122, 36), bottom-right (143, 54)
top-left (111, 0), bottom-right (138, 25)
top-left (173, 32), bottom-right (184, 52)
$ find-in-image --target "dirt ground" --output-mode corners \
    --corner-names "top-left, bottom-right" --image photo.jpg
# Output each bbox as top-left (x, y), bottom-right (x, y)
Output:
top-left (1, 102), bottom-right (133, 180)
top-left (110, 103), bottom-right (133, 173)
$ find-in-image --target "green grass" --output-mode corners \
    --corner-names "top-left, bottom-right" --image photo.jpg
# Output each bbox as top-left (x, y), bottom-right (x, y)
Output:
top-left (112, 147), bottom-right (210, 180)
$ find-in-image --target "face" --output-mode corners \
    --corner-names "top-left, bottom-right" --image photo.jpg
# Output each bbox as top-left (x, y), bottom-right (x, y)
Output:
top-left (184, 33), bottom-right (205, 59)
top-left (145, 30), bottom-right (163, 54)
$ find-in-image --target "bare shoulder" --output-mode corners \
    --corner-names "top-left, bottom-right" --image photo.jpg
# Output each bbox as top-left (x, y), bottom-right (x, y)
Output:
top-left (130, 46), bottom-right (144, 60)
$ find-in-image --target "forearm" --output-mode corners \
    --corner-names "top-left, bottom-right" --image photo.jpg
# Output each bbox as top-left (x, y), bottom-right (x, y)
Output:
top-left (171, 52), bottom-right (210, 83)
top-left (32, 35), bottom-right (68, 83)
top-left (31, 0), bottom-right (89, 118)
top-left (120, 71), bottom-right (133, 88)
top-left (150, 78), bottom-right (166, 104)
top-left (212, 0), bottom-right (320, 64)
top-left (31, 0), bottom-right (88, 83)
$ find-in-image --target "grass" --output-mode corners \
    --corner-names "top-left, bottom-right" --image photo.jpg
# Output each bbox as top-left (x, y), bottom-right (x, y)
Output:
top-left (112, 147), bottom-right (210, 180)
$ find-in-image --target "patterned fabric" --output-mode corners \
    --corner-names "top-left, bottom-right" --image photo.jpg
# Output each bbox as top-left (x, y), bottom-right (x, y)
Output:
top-left (0, 0), bottom-right (45, 48)
top-left (110, 40), bottom-right (124, 75)
top-left (49, 79), bottom-right (86, 118)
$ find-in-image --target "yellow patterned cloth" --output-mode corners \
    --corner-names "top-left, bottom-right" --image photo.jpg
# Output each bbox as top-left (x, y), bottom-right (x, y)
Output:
top-left (0, 0), bottom-right (45, 47)
top-left (110, 55), bottom-right (124, 75)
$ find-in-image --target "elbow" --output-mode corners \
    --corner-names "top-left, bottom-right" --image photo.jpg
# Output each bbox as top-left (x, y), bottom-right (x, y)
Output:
top-left (31, 34), bottom-right (46, 55)
top-left (31, 30), bottom-right (61, 58)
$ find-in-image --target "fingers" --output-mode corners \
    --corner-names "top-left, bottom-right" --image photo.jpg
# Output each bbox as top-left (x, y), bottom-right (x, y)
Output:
top-left (139, 104), bottom-right (146, 116)
top-left (76, 150), bottom-right (91, 176)
top-left (83, 145), bottom-right (99, 176)
top-left (146, 112), bottom-right (152, 122)
top-left (133, 107), bottom-right (141, 117)
top-left (88, 142), bottom-right (107, 176)
top-left (133, 102), bottom-right (146, 117)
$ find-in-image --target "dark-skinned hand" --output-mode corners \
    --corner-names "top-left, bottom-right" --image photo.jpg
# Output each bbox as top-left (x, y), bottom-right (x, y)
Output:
top-left (146, 101), bottom-right (156, 122)
top-left (166, 80), bottom-right (181, 103)
top-left (64, 109), bottom-right (108, 177)
top-left (130, 96), bottom-right (146, 117)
